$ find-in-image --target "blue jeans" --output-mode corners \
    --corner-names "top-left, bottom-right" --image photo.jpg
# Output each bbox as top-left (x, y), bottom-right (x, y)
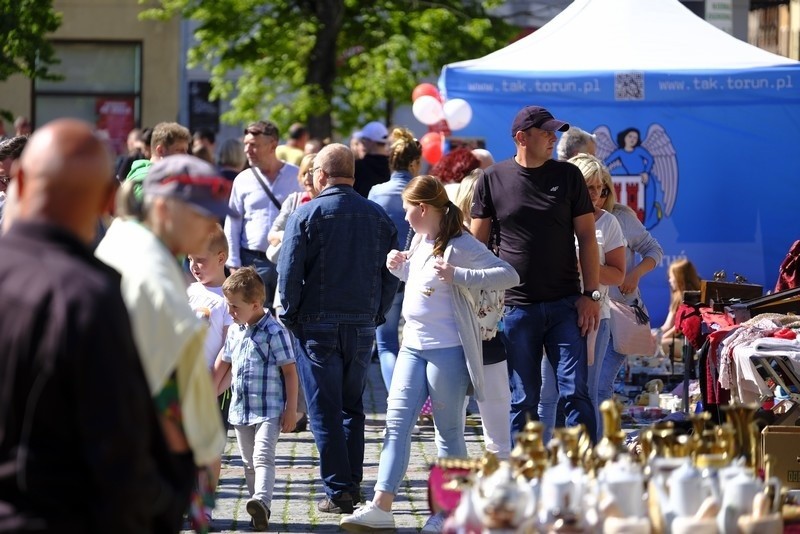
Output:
top-left (597, 333), bottom-right (627, 410)
top-left (294, 322), bottom-right (375, 499)
top-left (539, 318), bottom-right (610, 442)
top-left (375, 345), bottom-right (471, 495)
top-left (375, 291), bottom-right (403, 392)
top-left (502, 297), bottom-right (597, 444)
top-left (240, 248), bottom-right (277, 307)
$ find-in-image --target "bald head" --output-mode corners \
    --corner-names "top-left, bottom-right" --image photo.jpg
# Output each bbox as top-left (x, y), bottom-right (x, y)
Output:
top-left (312, 143), bottom-right (355, 192)
top-left (472, 148), bottom-right (494, 169)
top-left (12, 119), bottom-right (114, 244)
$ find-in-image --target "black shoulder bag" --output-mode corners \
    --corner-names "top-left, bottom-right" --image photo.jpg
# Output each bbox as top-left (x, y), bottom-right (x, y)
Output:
top-left (250, 167), bottom-right (282, 211)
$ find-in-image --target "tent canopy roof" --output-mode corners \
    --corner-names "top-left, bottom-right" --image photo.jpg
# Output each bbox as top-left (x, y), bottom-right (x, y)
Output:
top-left (448, 0), bottom-right (799, 73)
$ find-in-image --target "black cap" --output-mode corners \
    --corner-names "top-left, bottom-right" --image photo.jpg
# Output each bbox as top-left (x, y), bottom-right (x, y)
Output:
top-left (511, 106), bottom-right (570, 136)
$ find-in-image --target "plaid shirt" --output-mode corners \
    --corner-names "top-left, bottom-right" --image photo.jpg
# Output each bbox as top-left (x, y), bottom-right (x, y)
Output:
top-left (222, 310), bottom-right (295, 425)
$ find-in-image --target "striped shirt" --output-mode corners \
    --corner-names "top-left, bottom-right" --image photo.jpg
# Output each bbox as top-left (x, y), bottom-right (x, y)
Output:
top-left (222, 310), bottom-right (295, 425)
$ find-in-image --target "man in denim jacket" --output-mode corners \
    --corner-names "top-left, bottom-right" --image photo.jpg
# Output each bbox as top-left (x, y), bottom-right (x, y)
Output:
top-left (278, 143), bottom-right (398, 515)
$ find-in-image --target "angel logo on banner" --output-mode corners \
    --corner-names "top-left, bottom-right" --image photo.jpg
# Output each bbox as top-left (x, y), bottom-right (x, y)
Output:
top-left (593, 125), bottom-right (678, 230)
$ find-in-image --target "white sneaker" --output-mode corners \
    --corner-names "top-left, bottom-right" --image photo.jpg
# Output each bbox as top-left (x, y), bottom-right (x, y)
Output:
top-left (421, 511), bottom-right (447, 532)
top-left (340, 502), bottom-right (395, 532)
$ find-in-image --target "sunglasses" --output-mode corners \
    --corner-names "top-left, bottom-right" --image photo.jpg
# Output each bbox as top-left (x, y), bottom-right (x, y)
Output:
top-left (600, 187), bottom-right (610, 198)
top-left (0, 175), bottom-right (9, 186)
top-left (244, 128), bottom-right (265, 136)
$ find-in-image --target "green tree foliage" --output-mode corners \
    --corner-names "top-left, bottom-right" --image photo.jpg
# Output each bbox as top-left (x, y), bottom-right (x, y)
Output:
top-left (0, 0), bottom-right (62, 120)
top-left (141, 0), bottom-right (515, 138)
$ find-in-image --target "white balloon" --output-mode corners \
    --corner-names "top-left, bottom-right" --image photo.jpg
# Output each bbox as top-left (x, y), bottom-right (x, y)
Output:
top-left (443, 99), bottom-right (473, 131)
top-left (412, 95), bottom-right (445, 126)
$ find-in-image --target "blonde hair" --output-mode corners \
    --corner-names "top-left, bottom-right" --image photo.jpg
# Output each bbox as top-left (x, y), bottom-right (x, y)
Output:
top-left (207, 223), bottom-right (228, 255)
top-left (297, 153), bottom-right (316, 186)
top-left (151, 122), bottom-right (191, 152)
top-left (115, 179), bottom-right (143, 219)
top-left (568, 153), bottom-right (619, 212)
top-left (402, 175), bottom-right (464, 257)
top-left (222, 266), bottom-right (266, 305)
top-left (388, 127), bottom-right (422, 172)
top-left (453, 169), bottom-right (482, 225)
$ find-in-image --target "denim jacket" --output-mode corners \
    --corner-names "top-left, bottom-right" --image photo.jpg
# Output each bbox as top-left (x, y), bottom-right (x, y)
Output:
top-left (368, 170), bottom-right (413, 249)
top-left (277, 184), bottom-right (399, 329)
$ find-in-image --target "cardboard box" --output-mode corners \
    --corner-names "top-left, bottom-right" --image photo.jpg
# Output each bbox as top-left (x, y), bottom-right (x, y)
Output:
top-left (761, 426), bottom-right (800, 489)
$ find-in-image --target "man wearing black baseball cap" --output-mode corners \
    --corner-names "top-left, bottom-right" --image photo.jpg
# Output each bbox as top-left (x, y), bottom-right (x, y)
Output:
top-left (469, 105), bottom-right (602, 443)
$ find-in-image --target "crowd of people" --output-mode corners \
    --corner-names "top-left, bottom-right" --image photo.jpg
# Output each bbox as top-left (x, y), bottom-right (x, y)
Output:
top-left (0, 105), bottom-right (680, 533)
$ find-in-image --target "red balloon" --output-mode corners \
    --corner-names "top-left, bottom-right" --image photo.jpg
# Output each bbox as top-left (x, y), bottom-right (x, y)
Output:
top-left (412, 83), bottom-right (441, 102)
top-left (419, 131), bottom-right (441, 148)
top-left (421, 134), bottom-right (443, 165)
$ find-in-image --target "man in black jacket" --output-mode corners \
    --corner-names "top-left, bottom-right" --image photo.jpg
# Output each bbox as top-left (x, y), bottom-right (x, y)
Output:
top-left (0, 119), bottom-right (172, 532)
top-left (353, 121), bottom-right (390, 197)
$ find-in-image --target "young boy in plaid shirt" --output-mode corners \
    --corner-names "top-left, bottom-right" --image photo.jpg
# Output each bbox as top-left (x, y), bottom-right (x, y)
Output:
top-left (212, 267), bottom-right (298, 530)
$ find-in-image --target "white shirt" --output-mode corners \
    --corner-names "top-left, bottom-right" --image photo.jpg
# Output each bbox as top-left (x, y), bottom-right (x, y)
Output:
top-left (576, 210), bottom-right (626, 319)
top-left (187, 283), bottom-right (233, 369)
top-left (224, 163), bottom-right (301, 267)
top-left (401, 238), bottom-right (461, 349)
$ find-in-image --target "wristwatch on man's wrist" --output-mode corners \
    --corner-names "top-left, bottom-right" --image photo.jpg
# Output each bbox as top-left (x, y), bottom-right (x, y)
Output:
top-left (583, 289), bottom-right (601, 302)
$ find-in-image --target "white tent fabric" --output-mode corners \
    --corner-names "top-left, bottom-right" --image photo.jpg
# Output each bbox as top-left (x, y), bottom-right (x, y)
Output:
top-left (448, 0), bottom-right (798, 72)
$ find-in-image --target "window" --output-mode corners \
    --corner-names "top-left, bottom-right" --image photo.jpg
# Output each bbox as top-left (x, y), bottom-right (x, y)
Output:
top-left (34, 41), bottom-right (142, 155)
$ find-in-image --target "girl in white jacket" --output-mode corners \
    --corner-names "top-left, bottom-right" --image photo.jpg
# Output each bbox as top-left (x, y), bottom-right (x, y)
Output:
top-left (341, 175), bottom-right (518, 532)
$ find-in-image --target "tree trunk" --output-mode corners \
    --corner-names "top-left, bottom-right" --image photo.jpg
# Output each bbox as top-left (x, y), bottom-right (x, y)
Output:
top-left (306, 0), bottom-right (345, 141)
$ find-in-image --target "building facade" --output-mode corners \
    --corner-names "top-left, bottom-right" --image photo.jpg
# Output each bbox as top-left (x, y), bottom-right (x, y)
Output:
top-left (0, 0), bottom-right (180, 155)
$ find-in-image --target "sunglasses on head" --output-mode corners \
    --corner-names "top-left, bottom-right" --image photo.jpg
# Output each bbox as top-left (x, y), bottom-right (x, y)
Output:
top-left (244, 128), bottom-right (265, 136)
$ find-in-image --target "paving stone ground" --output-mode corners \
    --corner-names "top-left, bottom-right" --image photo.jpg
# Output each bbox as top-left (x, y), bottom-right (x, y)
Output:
top-left (195, 360), bottom-right (486, 533)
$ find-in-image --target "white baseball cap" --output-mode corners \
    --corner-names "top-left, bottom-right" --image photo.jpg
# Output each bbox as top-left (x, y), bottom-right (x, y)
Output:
top-left (353, 121), bottom-right (389, 143)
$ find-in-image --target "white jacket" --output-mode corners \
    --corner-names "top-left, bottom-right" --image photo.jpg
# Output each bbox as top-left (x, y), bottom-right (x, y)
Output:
top-left (390, 232), bottom-right (519, 401)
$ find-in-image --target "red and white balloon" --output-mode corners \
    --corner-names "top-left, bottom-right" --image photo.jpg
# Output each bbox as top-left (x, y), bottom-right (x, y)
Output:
top-left (412, 95), bottom-right (445, 126)
top-left (442, 98), bottom-right (472, 131)
top-left (410, 83), bottom-right (472, 132)
top-left (419, 132), bottom-right (443, 165)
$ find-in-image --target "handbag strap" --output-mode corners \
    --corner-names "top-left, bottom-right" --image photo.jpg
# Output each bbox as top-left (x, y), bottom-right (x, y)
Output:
top-left (631, 298), bottom-right (650, 325)
top-left (250, 167), bottom-right (282, 211)
top-left (481, 173), bottom-right (501, 256)
top-left (396, 229), bottom-right (416, 294)
top-left (488, 217), bottom-right (500, 256)
top-left (404, 228), bottom-right (415, 251)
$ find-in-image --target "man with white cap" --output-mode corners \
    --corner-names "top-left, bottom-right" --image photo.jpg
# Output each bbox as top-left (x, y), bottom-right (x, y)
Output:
top-left (353, 120), bottom-right (390, 197)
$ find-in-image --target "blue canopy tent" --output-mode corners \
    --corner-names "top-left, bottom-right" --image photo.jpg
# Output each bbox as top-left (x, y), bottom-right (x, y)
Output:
top-left (440, 0), bottom-right (800, 324)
